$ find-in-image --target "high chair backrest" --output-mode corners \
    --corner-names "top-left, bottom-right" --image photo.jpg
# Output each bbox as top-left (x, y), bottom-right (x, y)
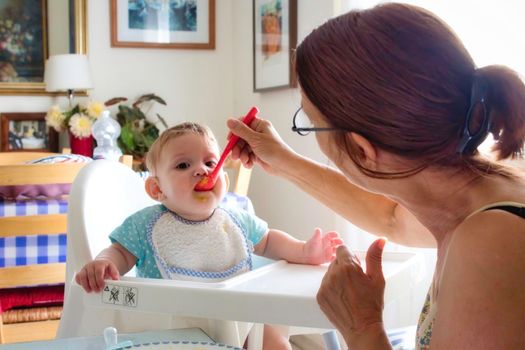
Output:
top-left (64, 160), bottom-right (156, 289)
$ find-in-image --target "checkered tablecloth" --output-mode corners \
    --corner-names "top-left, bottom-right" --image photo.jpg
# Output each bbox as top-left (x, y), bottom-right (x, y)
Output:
top-left (0, 198), bottom-right (69, 268)
top-left (0, 198), bottom-right (68, 218)
top-left (0, 193), bottom-right (253, 268)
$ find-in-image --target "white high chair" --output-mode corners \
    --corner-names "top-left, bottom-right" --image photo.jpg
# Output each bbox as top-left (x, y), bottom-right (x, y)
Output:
top-left (58, 160), bottom-right (425, 350)
top-left (57, 160), bottom-right (254, 346)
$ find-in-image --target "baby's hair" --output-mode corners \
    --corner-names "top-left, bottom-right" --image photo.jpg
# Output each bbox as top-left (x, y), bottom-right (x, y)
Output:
top-left (145, 122), bottom-right (217, 175)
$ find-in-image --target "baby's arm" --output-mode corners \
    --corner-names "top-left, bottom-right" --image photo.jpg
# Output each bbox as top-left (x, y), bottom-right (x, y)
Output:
top-left (75, 243), bottom-right (137, 293)
top-left (254, 228), bottom-right (343, 265)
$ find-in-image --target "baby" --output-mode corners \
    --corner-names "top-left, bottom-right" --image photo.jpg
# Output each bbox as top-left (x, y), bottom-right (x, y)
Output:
top-left (75, 122), bottom-right (343, 350)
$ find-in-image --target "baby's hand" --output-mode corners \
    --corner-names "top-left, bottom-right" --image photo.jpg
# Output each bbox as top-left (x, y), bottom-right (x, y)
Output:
top-left (75, 259), bottom-right (120, 293)
top-left (303, 228), bottom-right (344, 265)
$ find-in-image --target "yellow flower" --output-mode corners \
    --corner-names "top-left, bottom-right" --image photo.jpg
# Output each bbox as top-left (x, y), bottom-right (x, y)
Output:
top-left (86, 101), bottom-right (104, 119)
top-left (69, 113), bottom-right (93, 138)
top-left (45, 105), bottom-right (66, 132)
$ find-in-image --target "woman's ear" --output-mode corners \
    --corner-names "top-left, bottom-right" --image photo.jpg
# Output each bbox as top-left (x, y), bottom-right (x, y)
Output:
top-left (145, 176), bottom-right (164, 201)
top-left (348, 132), bottom-right (377, 165)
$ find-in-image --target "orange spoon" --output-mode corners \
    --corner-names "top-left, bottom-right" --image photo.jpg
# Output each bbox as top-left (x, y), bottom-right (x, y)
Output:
top-left (194, 106), bottom-right (259, 191)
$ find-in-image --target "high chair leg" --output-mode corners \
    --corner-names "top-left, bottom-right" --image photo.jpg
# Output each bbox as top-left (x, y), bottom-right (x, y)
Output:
top-left (322, 330), bottom-right (341, 350)
top-left (246, 323), bottom-right (264, 350)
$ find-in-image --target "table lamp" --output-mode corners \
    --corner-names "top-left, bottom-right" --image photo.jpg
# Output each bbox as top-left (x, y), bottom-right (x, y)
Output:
top-left (44, 54), bottom-right (94, 107)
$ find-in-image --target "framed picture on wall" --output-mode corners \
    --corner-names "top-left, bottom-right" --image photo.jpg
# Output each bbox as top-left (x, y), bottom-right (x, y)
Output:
top-left (0, 0), bottom-right (48, 94)
top-left (253, 0), bottom-right (297, 92)
top-left (110, 0), bottom-right (216, 50)
top-left (0, 112), bottom-right (58, 152)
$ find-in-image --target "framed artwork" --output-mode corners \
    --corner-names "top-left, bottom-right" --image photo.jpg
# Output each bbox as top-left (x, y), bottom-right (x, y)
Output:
top-left (0, 0), bottom-right (47, 88)
top-left (110, 0), bottom-right (215, 50)
top-left (253, 0), bottom-right (297, 92)
top-left (0, 112), bottom-right (58, 152)
top-left (0, 0), bottom-right (88, 95)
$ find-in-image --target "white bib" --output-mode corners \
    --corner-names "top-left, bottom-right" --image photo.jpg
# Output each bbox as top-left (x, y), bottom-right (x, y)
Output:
top-left (148, 207), bottom-right (253, 282)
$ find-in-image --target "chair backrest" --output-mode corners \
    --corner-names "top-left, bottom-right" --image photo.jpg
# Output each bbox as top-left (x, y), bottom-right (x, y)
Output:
top-left (64, 160), bottom-right (156, 287)
top-left (224, 158), bottom-right (252, 197)
top-left (0, 152), bottom-right (86, 289)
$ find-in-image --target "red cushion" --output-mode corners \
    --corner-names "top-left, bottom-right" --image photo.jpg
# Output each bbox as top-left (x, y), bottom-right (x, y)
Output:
top-left (0, 285), bottom-right (64, 313)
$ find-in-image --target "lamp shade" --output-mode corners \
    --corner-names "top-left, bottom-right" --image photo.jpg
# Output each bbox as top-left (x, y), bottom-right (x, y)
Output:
top-left (44, 54), bottom-right (93, 92)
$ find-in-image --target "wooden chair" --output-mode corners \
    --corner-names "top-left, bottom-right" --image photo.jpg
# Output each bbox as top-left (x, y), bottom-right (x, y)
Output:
top-left (224, 157), bottom-right (252, 197)
top-left (0, 152), bottom-right (131, 344)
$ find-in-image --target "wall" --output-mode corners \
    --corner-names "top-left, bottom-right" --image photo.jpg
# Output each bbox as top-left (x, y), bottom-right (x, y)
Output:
top-left (231, 0), bottom-right (343, 241)
top-left (0, 0), bottom-right (236, 144)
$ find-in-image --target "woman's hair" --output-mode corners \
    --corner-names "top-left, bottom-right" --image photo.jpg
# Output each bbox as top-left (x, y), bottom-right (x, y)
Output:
top-left (295, 2), bottom-right (525, 178)
top-left (145, 122), bottom-right (217, 174)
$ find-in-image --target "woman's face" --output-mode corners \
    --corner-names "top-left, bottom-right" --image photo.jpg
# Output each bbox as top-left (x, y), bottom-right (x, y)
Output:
top-left (300, 92), bottom-right (347, 162)
top-left (300, 92), bottom-right (369, 188)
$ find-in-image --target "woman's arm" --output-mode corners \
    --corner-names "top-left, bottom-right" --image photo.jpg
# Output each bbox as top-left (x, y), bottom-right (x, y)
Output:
top-left (228, 118), bottom-right (435, 247)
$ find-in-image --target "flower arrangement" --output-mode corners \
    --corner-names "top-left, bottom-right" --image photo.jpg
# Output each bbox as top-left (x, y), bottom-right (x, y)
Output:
top-left (45, 101), bottom-right (105, 138)
top-left (104, 93), bottom-right (168, 160)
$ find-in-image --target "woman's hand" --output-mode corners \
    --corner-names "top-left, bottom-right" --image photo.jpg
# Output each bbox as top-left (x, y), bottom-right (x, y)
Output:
top-left (75, 259), bottom-right (120, 293)
top-left (303, 228), bottom-right (344, 265)
top-left (317, 239), bottom-right (390, 348)
top-left (227, 116), bottom-right (296, 176)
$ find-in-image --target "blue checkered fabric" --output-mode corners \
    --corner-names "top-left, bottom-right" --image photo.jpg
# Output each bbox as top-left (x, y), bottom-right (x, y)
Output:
top-left (0, 198), bottom-right (69, 268)
top-left (0, 198), bottom-right (68, 218)
top-left (0, 234), bottom-right (67, 268)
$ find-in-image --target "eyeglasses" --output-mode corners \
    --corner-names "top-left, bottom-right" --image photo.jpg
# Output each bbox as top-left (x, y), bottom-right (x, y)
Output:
top-left (291, 107), bottom-right (341, 136)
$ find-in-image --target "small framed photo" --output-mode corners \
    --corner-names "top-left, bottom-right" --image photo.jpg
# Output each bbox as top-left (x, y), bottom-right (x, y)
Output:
top-left (0, 112), bottom-right (58, 152)
top-left (253, 0), bottom-right (297, 92)
top-left (110, 0), bottom-right (215, 50)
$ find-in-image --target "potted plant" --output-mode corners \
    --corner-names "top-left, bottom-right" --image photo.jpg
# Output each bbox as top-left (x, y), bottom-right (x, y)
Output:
top-left (105, 93), bottom-right (168, 170)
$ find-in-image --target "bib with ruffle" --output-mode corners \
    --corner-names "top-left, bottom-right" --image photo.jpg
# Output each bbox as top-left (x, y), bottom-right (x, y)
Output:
top-left (147, 207), bottom-right (253, 282)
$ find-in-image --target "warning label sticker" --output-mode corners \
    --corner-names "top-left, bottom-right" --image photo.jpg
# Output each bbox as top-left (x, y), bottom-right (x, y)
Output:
top-left (102, 284), bottom-right (138, 307)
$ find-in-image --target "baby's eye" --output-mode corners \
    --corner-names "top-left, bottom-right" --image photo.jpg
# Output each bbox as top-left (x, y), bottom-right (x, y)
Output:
top-left (175, 162), bottom-right (190, 170)
top-left (205, 161), bottom-right (217, 168)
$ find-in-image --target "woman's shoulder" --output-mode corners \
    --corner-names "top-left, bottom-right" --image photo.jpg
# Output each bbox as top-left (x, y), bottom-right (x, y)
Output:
top-left (450, 206), bottom-right (525, 265)
top-left (430, 206), bottom-right (525, 347)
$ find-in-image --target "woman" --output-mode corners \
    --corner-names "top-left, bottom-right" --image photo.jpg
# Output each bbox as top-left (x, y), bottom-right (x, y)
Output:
top-left (227, 3), bottom-right (525, 349)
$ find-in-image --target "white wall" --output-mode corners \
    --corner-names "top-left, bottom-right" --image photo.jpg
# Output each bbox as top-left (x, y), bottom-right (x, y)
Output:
top-left (231, 0), bottom-right (343, 240)
top-left (87, 0), bottom-right (236, 140)
top-left (0, 0), bottom-right (236, 144)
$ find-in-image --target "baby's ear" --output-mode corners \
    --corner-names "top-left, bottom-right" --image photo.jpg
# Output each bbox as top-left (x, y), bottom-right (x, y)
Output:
top-left (145, 176), bottom-right (163, 201)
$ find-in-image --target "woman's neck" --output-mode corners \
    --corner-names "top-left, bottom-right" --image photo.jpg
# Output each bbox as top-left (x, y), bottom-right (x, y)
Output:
top-left (383, 169), bottom-right (488, 245)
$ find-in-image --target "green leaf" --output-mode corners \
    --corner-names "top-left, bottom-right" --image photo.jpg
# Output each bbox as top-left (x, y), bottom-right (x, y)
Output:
top-left (119, 125), bottom-right (135, 152)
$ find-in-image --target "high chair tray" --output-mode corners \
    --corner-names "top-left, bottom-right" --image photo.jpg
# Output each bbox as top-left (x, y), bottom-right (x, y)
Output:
top-left (81, 251), bottom-right (424, 330)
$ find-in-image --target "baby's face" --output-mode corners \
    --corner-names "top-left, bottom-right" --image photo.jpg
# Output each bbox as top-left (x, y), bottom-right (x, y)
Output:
top-left (154, 133), bottom-right (228, 220)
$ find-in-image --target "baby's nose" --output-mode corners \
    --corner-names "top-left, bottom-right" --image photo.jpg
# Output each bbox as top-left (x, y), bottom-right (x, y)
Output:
top-left (193, 164), bottom-right (209, 176)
